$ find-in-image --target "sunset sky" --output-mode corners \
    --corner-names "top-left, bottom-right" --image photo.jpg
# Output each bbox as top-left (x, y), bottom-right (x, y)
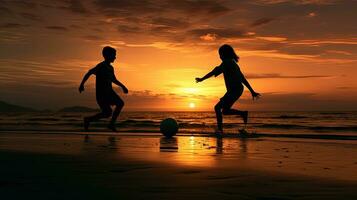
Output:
top-left (0, 0), bottom-right (356, 111)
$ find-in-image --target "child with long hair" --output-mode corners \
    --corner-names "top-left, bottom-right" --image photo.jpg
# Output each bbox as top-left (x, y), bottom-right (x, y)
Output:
top-left (196, 44), bottom-right (260, 134)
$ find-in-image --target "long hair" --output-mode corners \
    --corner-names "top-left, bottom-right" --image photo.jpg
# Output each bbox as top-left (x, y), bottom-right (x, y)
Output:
top-left (218, 44), bottom-right (239, 62)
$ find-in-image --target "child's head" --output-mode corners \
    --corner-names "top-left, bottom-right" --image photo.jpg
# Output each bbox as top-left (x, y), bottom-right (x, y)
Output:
top-left (218, 44), bottom-right (239, 62)
top-left (102, 46), bottom-right (116, 63)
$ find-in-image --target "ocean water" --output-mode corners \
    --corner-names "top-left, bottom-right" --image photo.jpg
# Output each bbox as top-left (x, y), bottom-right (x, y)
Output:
top-left (0, 111), bottom-right (356, 136)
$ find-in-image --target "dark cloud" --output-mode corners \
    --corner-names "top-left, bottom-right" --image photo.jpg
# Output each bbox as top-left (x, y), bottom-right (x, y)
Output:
top-left (20, 12), bottom-right (42, 21)
top-left (336, 86), bottom-right (354, 90)
top-left (254, 0), bottom-right (338, 5)
top-left (279, 45), bottom-right (326, 56)
top-left (93, 0), bottom-right (230, 17)
top-left (5, 0), bottom-right (38, 8)
top-left (67, 0), bottom-right (88, 14)
top-left (92, 0), bottom-right (232, 38)
top-left (39, 1), bottom-right (226, 45)
top-left (117, 24), bottom-right (142, 34)
top-left (93, 0), bottom-right (160, 16)
top-left (0, 23), bottom-right (26, 28)
top-left (189, 27), bottom-right (249, 39)
top-left (246, 73), bottom-right (332, 79)
top-left (241, 92), bottom-right (315, 103)
top-left (0, 5), bottom-right (12, 15)
top-left (59, 0), bottom-right (91, 16)
top-left (121, 90), bottom-right (169, 110)
top-left (82, 35), bottom-right (104, 41)
top-left (70, 24), bottom-right (83, 29)
top-left (251, 17), bottom-right (275, 27)
top-left (150, 17), bottom-right (190, 29)
top-left (165, 0), bottom-right (230, 16)
top-left (45, 26), bottom-right (68, 31)
top-left (91, 27), bottom-right (102, 32)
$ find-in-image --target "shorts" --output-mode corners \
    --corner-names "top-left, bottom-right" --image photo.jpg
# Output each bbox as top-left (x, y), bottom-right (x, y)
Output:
top-left (219, 87), bottom-right (244, 109)
top-left (96, 91), bottom-right (123, 113)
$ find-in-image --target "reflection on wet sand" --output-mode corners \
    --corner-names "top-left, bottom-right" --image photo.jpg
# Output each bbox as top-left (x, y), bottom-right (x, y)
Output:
top-left (1, 133), bottom-right (356, 181)
top-left (160, 137), bottom-right (178, 152)
top-left (216, 137), bottom-right (223, 154)
top-left (113, 136), bottom-right (250, 167)
top-left (1, 133), bottom-right (357, 199)
top-left (103, 136), bottom-right (357, 181)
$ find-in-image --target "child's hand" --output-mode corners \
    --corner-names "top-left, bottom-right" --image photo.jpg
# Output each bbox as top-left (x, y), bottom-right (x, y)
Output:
top-left (252, 91), bottom-right (261, 100)
top-left (79, 84), bottom-right (84, 93)
top-left (195, 77), bottom-right (202, 83)
top-left (122, 87), bottom-right (129, 94)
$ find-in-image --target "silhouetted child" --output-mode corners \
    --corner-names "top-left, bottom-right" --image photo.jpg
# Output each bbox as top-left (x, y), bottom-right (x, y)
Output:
top-left (79, 46), bottom-right (128, 132)
top-left (196, 44), bottom-right (260, 134)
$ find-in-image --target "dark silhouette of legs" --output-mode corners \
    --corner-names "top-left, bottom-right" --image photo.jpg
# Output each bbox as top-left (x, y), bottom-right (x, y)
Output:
top-left (109, 98), bottom-right (124, 126)
top-left (214, 101), bottom-right (223, 132)
top-left (110, 106), bottom-right (121, 124)
top-left (88, 109), bottom-right (112, 121)
top-left (84, 104), bottom-right (112, 131)
top-left (222, 108), bottom-right (244, 115)
top-left (215, 103), bottom-right (247, 133)
top-left (223, 108), bottom-right (248, 124)
top-left (214, 90), bottom-right (247, 132)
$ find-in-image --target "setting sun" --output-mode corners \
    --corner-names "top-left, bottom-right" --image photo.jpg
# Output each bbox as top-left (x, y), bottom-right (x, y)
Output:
top-left (189, 102), bottom-right (196, 108)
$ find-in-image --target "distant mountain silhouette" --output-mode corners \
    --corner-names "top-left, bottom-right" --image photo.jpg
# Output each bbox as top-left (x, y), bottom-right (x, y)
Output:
top-left (0, 100), bottom-right (36, 112)
top-left (58, 106), bottom-right (98, 113)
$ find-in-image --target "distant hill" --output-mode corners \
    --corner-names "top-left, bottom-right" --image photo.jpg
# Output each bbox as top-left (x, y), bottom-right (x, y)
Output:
top-left (58, 106), bottom-right (98, 112)
top-left (0, 100), bottom-right (36, 112)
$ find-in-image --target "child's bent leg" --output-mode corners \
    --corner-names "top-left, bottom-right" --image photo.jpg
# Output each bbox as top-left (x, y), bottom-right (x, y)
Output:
top-left (88, 104), bottom-right (112, 121)
top-left (222, 108), bottom-right (244, 116)
top-left (221, 91), bottom-right (247, 124)
top-left (222, 108), bottom-right (248, 124)
top-left (87, 110), bottom-right (112, 121)
top-left (214, 101), bottom-right (223, 131)
top-left (110, 98), bottom-right (124, 125)
top-left (83, 104), bottom-right (112, 131)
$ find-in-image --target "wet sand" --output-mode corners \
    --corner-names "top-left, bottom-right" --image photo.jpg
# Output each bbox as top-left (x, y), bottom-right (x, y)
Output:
top-left (1, 132), bottom-right (357, 199)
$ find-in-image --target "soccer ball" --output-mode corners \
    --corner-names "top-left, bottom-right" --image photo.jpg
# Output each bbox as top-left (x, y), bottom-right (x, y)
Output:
top-left (160, 118), bottom-right (179, 138)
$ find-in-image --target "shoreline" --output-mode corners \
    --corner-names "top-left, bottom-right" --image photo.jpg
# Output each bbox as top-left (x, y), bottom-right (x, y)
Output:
top-left (1, 130), bottom-right (357, 140)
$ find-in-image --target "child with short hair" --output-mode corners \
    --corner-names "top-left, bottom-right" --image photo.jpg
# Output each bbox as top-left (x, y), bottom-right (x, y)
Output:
top-left (79, 46), bottom-right (128, 132)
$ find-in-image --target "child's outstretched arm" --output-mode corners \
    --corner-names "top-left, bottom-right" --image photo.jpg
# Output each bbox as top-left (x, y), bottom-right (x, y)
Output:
top-left (196, 66), bottom-right (222, 83)
top-left (239, 70), bottom-right (261, 100)
top-left (112, 74), bottom-right (128, 94)
top-left (79, 68), bottom-right (96, 93)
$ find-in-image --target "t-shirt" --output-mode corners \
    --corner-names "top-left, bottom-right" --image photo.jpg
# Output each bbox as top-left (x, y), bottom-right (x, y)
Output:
top-left (211, 59), bottom-right (243, 92)
top-left (90, 61), bottom-right (115, 95)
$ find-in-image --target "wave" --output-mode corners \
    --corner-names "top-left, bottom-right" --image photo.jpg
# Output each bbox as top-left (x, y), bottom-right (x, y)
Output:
top-left (273, 115), bottom-right (308, 119)
top-left (27, 118), bottom-right (61, 121)
top-left (257, 123), bottom-right (357, 131)
top-left (319, 112), bottom-right (350, 115)
top-left (60, 114), bottom-right (82, 118)
top-left (2, 119), bottom-right (357, 132)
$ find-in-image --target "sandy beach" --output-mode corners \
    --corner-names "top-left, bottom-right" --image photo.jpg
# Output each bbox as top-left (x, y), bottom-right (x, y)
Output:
top-left (1, 131), bottom-right (357, 200)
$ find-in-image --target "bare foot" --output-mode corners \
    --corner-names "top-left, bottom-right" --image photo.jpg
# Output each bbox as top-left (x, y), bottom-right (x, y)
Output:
top-left (107, 123), bottom-right (117, 132)
top-left (83, 117), bottom-right (90, 131)
top-left (215, 128), bottom-right (223, 138)
top-left (242, 111), bottom-right (248, 125)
